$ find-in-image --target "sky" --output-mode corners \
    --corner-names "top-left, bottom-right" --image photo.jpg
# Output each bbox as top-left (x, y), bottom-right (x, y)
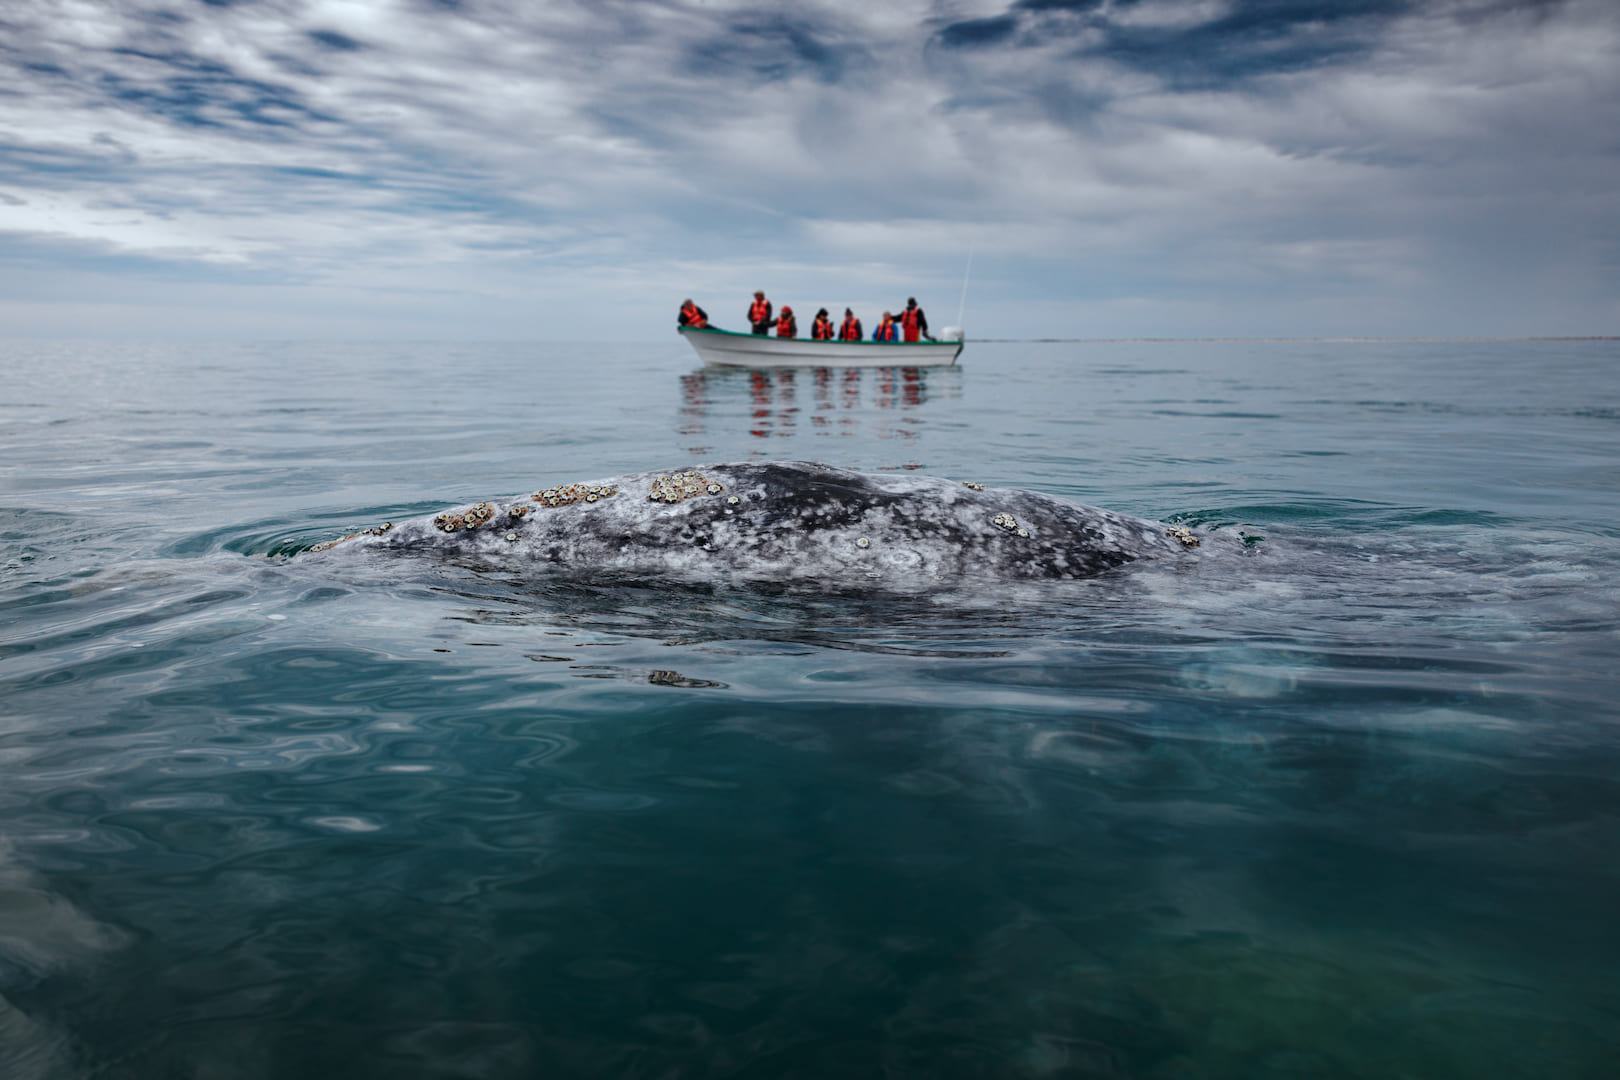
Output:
top-left (1, 0), bottom-right (1616, 340)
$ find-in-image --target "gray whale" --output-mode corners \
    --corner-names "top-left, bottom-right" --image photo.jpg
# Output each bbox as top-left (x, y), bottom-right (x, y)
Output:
top-left (307, 461), bottom-right (1202, 588)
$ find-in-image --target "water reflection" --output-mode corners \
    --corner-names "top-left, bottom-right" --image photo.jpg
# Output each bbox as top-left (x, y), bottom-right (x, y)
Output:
top-left (678, 366), bottom-right (961, 450)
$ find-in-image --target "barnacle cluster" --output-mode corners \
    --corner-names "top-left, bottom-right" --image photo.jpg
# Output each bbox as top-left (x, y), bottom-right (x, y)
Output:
top-left (962, 481), bottom-right (985, 491)
top-left (991, 512), bottom-right (1029, 538)
top-left (648, 470), bottom-right (724, 504)
top-left (435, 502), bottom-right (496, 533)
top-left (311, 521), bottom-right (394, 552)
top-left (1167, 525), bottom-right (1201, 548)
top-left (532, 482), bottom-right (618, 508)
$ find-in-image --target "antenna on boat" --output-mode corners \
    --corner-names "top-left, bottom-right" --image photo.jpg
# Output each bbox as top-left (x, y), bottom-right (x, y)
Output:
top-left (946, 243), bottom-right (973, 342)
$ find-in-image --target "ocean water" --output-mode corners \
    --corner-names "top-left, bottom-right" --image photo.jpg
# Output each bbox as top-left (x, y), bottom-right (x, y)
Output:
top-left (1, 338), bottom-right (1617, 1078)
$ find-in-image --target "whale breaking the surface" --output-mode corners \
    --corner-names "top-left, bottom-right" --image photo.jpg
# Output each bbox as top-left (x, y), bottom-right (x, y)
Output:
top-left (305, 461), bottom-right (1204, 588)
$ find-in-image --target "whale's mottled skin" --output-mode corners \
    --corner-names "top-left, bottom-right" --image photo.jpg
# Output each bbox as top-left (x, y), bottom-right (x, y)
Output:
top-left (307, 461), bottom-right (1200, 588)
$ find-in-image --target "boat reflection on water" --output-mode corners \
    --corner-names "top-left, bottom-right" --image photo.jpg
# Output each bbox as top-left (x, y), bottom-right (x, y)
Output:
top-left (678, 365), bottom-right (963, 452)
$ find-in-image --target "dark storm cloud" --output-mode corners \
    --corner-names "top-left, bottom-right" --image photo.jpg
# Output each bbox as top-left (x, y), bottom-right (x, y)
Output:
top-left (307, 29), bottom-right (368, 52)
top-left (103, 46), bottom-right (332, 130)
top-left (937, 16), bottom-right (1020, 49)
top-left (937, 0), bottom-right (1424, 88)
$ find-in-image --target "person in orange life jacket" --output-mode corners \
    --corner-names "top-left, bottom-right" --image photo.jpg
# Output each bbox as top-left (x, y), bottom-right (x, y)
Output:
top-left (678, 299), bottom-right (708, 329)
top-left (775, 306), bottom-right (797, 338)
top-left (810, 308), bottom-right (834, 340)
top-left (748, 291), bottom-right (773, 335)
top-left (897, 297), bottom-right (933, 342)
top-left (873, 312), bottom-right (899, 342)
top-left (839, 308), bottom-right (862, 341)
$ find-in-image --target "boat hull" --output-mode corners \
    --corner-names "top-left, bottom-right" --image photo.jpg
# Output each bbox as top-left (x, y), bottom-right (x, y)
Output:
top-left (680, 326), bottom-right (963, 368)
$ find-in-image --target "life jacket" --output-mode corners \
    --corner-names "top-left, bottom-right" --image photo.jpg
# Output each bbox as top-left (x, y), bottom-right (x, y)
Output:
top-left (681, 302), bottom-right (707, 329)
top-left (776, 311), bottom-right (796, 338)
top-left (874, 318), bottom-right (896, 342)
top-left (811, 316), bottom-right (832, 340)
top-left (901, 307), bottom-right (920, 341)
top-left (749, 298), bottom-right (771, 324)
top-left (840, 316), bottom-right (861, 341)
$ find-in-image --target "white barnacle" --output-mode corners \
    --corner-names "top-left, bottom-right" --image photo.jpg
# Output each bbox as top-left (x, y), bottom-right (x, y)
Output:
top-left (1166, 525), bottom-right (1201, 548)
top-left (726, 495), bottom-right (740, 505)
top-left (586, 494), bottom-right (598, 503)
top-left (707, 483), bottom-right (722, 495)
top-left (856, 537), bottom-right (870, 549)
top-left (505, 532), bottom-right (517, 542)
top-left (1017, 528), bottom-right (1029, 538)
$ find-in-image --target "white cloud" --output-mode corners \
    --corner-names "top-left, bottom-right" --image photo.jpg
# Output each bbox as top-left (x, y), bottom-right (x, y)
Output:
top-left (0, 0), bottom-right (1614, 337)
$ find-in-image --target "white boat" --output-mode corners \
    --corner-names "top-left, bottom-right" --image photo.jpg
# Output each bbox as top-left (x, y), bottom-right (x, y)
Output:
top-left (680, 325), bottom-right (964, 368)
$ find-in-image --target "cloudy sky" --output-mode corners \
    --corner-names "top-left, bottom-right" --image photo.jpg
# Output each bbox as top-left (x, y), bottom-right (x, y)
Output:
top-left (2, 0), bottom-right (1616, 339)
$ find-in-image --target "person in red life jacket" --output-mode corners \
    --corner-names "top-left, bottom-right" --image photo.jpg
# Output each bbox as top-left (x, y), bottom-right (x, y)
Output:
top-left (748, 291), bottom-right (773, 335)
top-left (678, 299), bottom-right (708, 329)
top-left (776, 306), bottom-right (797, 338)
top-left (810, 308), bottom-right (833, 340)
top-left (873, 311), bottom-right (899, 342)
top-left (897, 297), bottom-right (933, 342)
top-left (839, 308), bottom-right (862, 341)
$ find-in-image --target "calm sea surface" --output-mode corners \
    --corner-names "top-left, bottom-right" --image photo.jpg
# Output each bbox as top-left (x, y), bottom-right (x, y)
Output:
top-left (2, 339), bottom-right (1617, 1078)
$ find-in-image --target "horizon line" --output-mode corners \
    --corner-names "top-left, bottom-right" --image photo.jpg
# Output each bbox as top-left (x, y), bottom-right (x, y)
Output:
top-left (973, 336), bottom-right (1620, 344)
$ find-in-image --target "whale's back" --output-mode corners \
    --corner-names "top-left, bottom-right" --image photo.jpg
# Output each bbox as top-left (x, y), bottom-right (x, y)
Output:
top-left (310, 461), bottom-right (1196, 588)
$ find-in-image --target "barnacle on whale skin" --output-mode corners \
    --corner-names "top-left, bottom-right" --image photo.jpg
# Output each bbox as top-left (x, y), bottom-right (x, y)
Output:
top-left (1166, 525), bottom-right (1201, 548)
top-left (311, 521), bottom-right (395, 551)
top-left (648, 470), bottom-right (724, 505)
top-left (530, 480), bottom-right (619, 509)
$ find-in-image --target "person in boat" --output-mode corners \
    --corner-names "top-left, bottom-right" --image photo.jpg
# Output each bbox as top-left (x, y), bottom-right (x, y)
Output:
top-left (678, 299), bottom-right (708, 329)
top-left (775, 306), bottom-right (798, 338)
top-left (748, 291), bottom-right (773, 335)
top-left (810, 308), bottom-right (834, 341)
top-left (873, 311), bottom-right (899, 342)
top-left (897, 297), bottom-right (933, 342)
top-left (839, 308), bottom-right (862, 341)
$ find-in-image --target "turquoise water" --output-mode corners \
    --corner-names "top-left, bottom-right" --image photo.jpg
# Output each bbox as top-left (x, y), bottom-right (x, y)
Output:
top-left (2, 339), bottom-right (1618, 1077)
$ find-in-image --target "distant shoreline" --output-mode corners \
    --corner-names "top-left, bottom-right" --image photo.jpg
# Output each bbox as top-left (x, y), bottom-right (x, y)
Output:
top-left (972, 336), bottom-right (1620, 344)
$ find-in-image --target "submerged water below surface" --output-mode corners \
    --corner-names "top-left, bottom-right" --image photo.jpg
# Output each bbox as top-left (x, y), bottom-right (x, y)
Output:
top-left (2, 339), bottom-right (1618, 1077)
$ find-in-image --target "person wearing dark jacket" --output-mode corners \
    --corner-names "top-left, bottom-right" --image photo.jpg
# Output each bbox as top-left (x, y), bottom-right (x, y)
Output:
top-left (897, 297), bottom-right (933, 342)
top-left (678, 299), bottom-right (708, 328)
top-left (810, 308), bottom-right (833, 340)
top-left (748, 291), bottom-right (773, 335)
top-left (839, 308), bottom-right (862, 341)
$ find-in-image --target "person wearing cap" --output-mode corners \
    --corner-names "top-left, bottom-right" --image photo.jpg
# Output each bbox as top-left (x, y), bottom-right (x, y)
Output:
top-left (747, 291), bottom-right (773, 335)
top-left (897, 297), bottom-right (933, 342)
top-left (775, 306), bottom-right (798, 338)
